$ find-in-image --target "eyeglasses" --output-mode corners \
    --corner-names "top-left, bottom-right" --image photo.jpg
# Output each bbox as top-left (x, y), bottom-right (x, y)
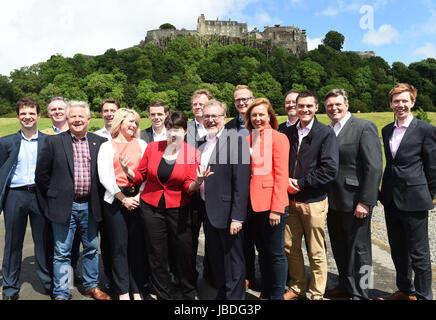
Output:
top-left (234, 97), bottom-right (254, 104)
top-left (203, 114), bottom-right (224, 121)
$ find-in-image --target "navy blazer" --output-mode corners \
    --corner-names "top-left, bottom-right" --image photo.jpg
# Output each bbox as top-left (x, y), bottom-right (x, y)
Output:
top-left (0, 130), bottom-right (47, 214)
top-left (139, 126), bottom-right (154, 143)
top-left (379, 117), bottom-right (436, 212)
top-left (35, 130), bottom-right (107, 224)
top-left (197, 129), bottom-right (251, 229)
top-left (284, 117), bottom-right (339, 203)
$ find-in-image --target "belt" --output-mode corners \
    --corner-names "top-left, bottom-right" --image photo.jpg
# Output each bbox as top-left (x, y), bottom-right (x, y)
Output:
top-left (74, 195), bottom-right (90, 203)
top-left (120, 185), bottom-right (140, 197)
top-left (10, 185), bottom-right (36, 193)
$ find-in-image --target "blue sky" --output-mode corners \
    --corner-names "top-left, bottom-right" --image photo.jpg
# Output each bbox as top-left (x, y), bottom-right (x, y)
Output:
top-left (1, 0), bottom-right (435, 76)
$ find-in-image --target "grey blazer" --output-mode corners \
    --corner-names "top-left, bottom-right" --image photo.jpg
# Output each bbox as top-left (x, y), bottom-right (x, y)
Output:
top-left (327, 115), bottom-right (383, 212)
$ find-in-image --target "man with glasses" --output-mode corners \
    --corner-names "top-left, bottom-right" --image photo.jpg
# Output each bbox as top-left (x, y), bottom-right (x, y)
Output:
top-left (225, 85), bottom-right (254, 136)
top-left (197, 100), bottom-right (251, 299)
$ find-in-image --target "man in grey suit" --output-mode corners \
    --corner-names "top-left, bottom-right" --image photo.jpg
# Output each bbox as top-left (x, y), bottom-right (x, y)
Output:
top-left (378, 83), bottom-right (436, 300)
top-left (324, 89), bottom-right (383, 300)
top-left (185, 89), bottom-right (212, 148)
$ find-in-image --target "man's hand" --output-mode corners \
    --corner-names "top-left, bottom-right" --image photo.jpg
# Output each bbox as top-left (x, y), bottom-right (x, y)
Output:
top-left (230, 221), bottom-right (243, 235)
top-left (288, 178), bottom-right (300, 194)
top-left (354, 202), bottom-right (370, 219)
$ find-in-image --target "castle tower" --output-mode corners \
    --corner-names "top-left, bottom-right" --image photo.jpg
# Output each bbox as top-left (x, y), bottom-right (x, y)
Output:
top-left (197, 14), bottom-right (206, 35)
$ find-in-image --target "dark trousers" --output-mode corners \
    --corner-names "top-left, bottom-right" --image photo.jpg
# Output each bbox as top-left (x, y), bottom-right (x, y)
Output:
top-left (244, 208), bottom-right (288, 299)
top-left (327, 209), bottom-right (372, 300)
top-left (203, 211), bottom-right (246, 300)
top-left (102, 200), bottom-right (146, 295)
top-left (139, 200), bottom-right (197, 300)
top-left (384, 202), bottom-right (433, 300)
top-left (243, 213), bottom-right (258, 282)
top-left (2, 188), bottom-right (53, 296)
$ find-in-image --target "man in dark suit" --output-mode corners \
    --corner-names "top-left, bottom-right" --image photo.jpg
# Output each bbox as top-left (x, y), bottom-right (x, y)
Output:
top-left (197, 100), bottom-right (251, 300)
top-left (35, 100), bottom-right (110, 301)
top-left (323, 89), bottom-right (383, 300)
top-left (224, 85), bottom-right (254, 136)
top-left (378, 83), bottom-right (436, 300)
top-left (278, 90), bottom-right (299, 133)
top-left (140, 101), bottom-right (169, 143)
top-left (0, 98), bottom-right (52, 300)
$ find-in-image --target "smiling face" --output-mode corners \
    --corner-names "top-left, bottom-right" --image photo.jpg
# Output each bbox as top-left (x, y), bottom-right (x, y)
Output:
top-left (192, 94), bottom-right (209, 121)
top-left (390, 91), bottom-right (415, 123)
top-left (67, 105), bottom-right (90, 138)
top-left (101, 103), bottom-right (119, 128)
top-left (149, 106), bottom-right (168, 130)
top-left (166, 126), bottom-right (186, 146)
top-left (203, 104), bottom-right (226, 137)
top-left (325, 95), bottom-right (349, 124)
top-left (250, 104), bottom-right (270, 130)
top-left (297, 96), bottom-right (318, 127)
top-left (234, 88), bottom-right (254, 117)
top-left (47, 100), bottom-right (67, 126)
top-left (17, 105), bottom-right (40, 131)
top-left (120, 113), bottom-right (138, 139)
top-left (285, 92), bottom-right (299, 117)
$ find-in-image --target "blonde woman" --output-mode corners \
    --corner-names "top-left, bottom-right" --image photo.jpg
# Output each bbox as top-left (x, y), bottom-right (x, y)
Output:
top-left (97, 108), bottom-right (148, 300)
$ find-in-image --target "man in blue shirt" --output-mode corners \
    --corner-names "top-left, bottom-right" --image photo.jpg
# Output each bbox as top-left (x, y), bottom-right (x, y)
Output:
top-left (0, 98), bottom-right (52, 300)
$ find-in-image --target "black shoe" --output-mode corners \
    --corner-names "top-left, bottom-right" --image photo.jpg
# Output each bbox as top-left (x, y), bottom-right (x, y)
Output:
top-left (3, 294), bottom-right (19, 300)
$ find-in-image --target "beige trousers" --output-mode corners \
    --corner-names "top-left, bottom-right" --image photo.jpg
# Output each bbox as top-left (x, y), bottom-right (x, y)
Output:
top-left (284, 197), bottom-right (328, 299)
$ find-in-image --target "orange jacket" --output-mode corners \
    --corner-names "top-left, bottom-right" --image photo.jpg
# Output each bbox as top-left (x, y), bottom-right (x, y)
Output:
top-left (247, 124), bottom-right (290, 214)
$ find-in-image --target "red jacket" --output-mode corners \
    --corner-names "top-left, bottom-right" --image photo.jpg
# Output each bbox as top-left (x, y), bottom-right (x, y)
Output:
top-left (132, 141), bottom-right (199, 208)
top-left (247, 124), bottom-right (290, 214)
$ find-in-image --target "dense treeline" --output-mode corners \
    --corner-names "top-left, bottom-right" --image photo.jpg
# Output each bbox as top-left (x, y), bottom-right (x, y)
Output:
top-left (1, 33), bottom-right (435, 118)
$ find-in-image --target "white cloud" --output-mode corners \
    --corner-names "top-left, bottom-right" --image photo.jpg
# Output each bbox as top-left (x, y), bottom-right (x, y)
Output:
top-left (413, 43), bottom-right (436, 59)
top-left (0, 0), bottom-right (255, 76)
top-left (307, 37), bottom-right (323, 51)
top-left (362, 24), bottom-right (399, 46)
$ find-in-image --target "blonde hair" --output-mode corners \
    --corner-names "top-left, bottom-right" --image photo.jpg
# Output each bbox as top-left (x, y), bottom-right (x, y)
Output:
top-left (244, 97), bottom-right (278, 131)
top-left (110, 108), bottom-right (141, 138)
top-left (389, 83), bottom-right (418, 103)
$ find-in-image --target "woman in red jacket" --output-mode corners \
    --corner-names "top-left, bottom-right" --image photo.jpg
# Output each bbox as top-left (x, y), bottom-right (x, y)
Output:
top-left (119, 111), bottom-right (211, 300)
top-left (244, 97), bottom-right (290, 300)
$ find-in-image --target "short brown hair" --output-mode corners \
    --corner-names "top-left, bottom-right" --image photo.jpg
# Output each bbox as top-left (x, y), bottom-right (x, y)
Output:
top-left (191, 89), bottom-right (213, 102)
top-left (389, 83), bottom-right (418, 103)
top-left (324, 88), bottom-right (349, 105)
top-left (244, 97), bottom-right (279, 131)
top-left (296, 90), bottom-right (318, 105)
top-left (101, 99), bottom-right (120, 110)
top-left (164, 111), bottom-right (188, 130)
top-left (16, 97), bottom-right (40, 115)
top-left (148, 101), bottom-right (169, 113)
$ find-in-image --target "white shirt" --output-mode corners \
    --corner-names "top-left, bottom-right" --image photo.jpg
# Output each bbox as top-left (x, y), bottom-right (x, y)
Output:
top-left (199, 128), bottom-right (225, 201)
top-left (390, 115), bottom-right (414, 158)
top-left (152, 127), bottom-right (167, 142)
top-left (195, 118), bottom-right (208, 139)
top-left (296, 118), bottom-right (315, 150)
top-left (329, 112), bottom-right (352, 136)
top-left (94, 127), bottom-right (112, 140)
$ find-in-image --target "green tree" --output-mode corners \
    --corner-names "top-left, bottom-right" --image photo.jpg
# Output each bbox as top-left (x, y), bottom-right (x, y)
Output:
top-left (159, 23), bottom-right (176, 30)
top-left (323, 31), bottom-right (345, 51)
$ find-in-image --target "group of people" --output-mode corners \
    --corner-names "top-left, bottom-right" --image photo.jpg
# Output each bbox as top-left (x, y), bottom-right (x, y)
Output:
top-left (0, 82), bottom-right (435, 301)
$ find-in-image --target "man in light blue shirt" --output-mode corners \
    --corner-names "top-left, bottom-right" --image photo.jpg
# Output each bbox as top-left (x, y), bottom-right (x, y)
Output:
top-left (0, 97), bottom-right (52, 300)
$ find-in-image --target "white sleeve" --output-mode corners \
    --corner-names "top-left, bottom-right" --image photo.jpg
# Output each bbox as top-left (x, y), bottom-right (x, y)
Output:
top-left (97, 141), bottom-right (121, 203)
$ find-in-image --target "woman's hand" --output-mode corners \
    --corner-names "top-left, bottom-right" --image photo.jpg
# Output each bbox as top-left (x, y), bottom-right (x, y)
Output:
top-left (122, 197), bottom-right (139, 211)
top-left (269, 211), bottom-right (281, 227)
top-left (196, 165), bottom-right (214, 184)
top-left (119, 153), bottom-right (135, 180)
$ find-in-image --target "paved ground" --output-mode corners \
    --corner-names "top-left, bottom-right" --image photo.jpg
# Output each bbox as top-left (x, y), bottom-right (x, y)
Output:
top-left (0, 203), bottom-right (435, 300)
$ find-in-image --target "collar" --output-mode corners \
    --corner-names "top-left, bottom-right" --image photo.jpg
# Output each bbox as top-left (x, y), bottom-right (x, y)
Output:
top-left (329, 112), bottom-right (352, 129)
top-left (20, 130), bottom-right (38, 141)
top-left (194, 118), bottom-right (204, 128)
top-left (152, 126), bottom-right (166, 136)
top-left (297, 117), bottom-right (315, 132)
top-left (206, 127), bottom-right (225, 142)
top-left (394, 115), bottom-right (414, 128)
top-left (71, 132), bottom-right (88, 142)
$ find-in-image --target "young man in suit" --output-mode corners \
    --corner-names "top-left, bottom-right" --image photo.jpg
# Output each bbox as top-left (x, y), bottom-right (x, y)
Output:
top-left (224, 85), bottom-right (254, 136)
top-left (0, 98), bottom-right (52, 300)
top-left (278, 90), bottom-right (299, 133)
top-left (140, 101), bottom-right (169, 143)
top-left (324, 89), bottom-right (383, 300)
top-left (378, 83), bottom-right (436, 300)
top-left (35, 101), bottom-right (110, 300)
top-left (198, 100), bottom-right (251, 300)
top-left (284, 90), bottom-right (339, 300)
top-left (94, 99), bottom-right (120, 140)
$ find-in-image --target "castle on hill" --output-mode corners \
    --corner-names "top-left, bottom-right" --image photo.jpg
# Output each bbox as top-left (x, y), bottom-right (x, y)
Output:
top-left (141, 14), bottom-right (308, 58)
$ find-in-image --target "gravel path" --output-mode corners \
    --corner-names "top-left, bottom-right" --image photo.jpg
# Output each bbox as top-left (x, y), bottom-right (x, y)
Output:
top-left (371, 202), bottom-right (436, 266)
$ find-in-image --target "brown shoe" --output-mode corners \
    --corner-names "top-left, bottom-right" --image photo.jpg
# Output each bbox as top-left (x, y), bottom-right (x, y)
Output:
top-left (245, 279), bottom-right (256, 291)
top-left (84, 287), bottom-right (111, 300)
top-left (378, 291), bottom-right (417, 300)
top-left (324, 287), bottom-right (351, 300)
top-left (283, 289), bottom-right (306, 300)
top-left (311, 296), bottom-right (324, 300)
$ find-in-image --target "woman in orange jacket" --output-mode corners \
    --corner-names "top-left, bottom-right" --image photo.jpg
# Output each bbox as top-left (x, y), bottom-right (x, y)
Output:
top-left (244, 97), bottom-right (290, 300)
